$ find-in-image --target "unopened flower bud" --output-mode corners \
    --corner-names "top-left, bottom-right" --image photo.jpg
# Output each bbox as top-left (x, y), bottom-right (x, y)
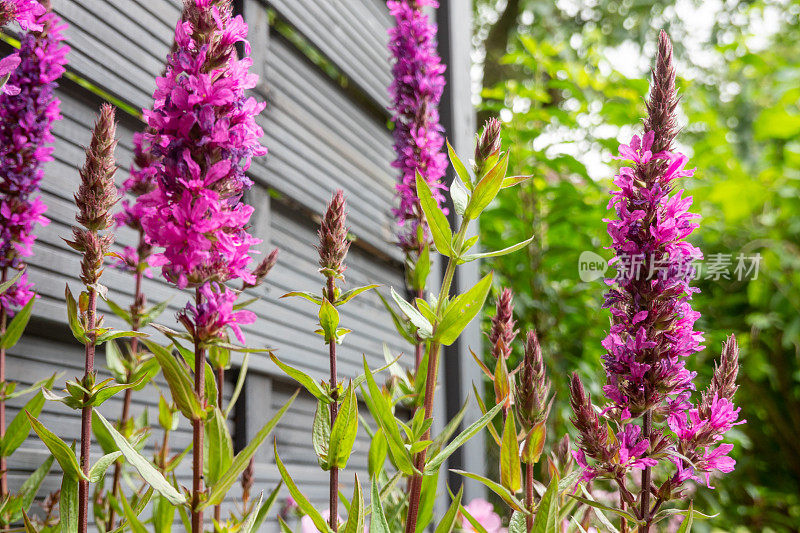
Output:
top-left (75, 104), bottom-right (119, 232)
top-left (244, 247), bottom-right (279, 289)
top-left (699, 334), bottom-right (740, 417)
top-left (474, 118), bottom-right (502, 176)
top-left (317, 190), bottom-right (350, 281)
top-left (569, 373), bottom-right (610, 462)
top-left (488, 288), bottom-right (517, 360)
top-left (517, 330), bottom-right (551, 429)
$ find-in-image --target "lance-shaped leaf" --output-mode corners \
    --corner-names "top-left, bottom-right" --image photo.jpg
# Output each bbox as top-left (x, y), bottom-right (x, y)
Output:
top-left (95, 330), bottom-right (148, 345)
top-left (120, 490), bottom-right (148, 533)
top-left (532, 472), bottom-right (559, 533)
top-left (368, 426), bottom-right (387, 476)
top-left (452, 470), bottom-right (526, 513)
top-left (342, 475), bottom-right (365, 533)
top-left (676, 503), bottom-right (694, 533)
top-left (522, 420), bottom-right (547, 465)
top-left (426, 400), bottom-right (503, 474)
top-left (88, 451), bottom-right (123, 483)
top-left (450, 176), bottom-right (470, 216)
top-left (145, 340), bottom-right (203, 420)
top-left (224, 351), bottom-right (249, 418)
top-left (203, 391), bottom-right (298, 508)
top-left (153, 493), bottom-right (176, 533)
top-left (390, 287), bottom-right (433, 339)
top-left (508, 511), bottom-right (526, 533)
top-left (25, 413), bottom-right (84, 480)
top-left (60, 471), bottom-right (79, 533)
top-left (377, 292), bottom-right (417, 344)
top-left (369, 477), bottom-right (391, 533)
top-left (501, 175), bottom-right (532, 188)
top-left (18, 454), bottom-right (54, 516)
top-left (435, 272), bottom-right (493, 346)
top-left (434, 484), bottom-right (463, 533)
top-left (500, 413), bottom-right (522, 493)
top-left (328, 382), bottom-right (358, 469)
top-left (313, 399), bottom-right (331, 469)
top-left (270, 353), bottom-right (331, 403)
top-left (569, 493), bottom-right (641, 525)
top-left (416, 171), bottom-right (452, 256)
top-left (1, 382), bottom-right (51, 456)
top-left (240, 482), bottom-right (282, 533)
top-left (281, 291), bottom-right (324, 305)
top-left (417, 469), bottom-right (439, 533)
top-left (337, 284), bottom-right (379, 306)
top-left (21, 509), bottom-right (39, 533)
top-left (447, 140), bottom-right (474, 189)
top-left (275, 444), bottom-right (334, 532)
top-left (464, 152), bottom-right (509, 220)
top-left (361, 356), bottom-right (415, 475)
top-left (204, 407), bottom-right (233, 487)
top-left (319, 298), bottom-right (340, 343)
top-left (94, 411), bottom-right (185, 505)
top-left (0, 269), bottom-right (24, 294)
top-left (460, 503), bottom-right (490, 533)
top-left (140, 298), bottom-right (172, 327)
top-left (459, 236), bottom-right (534, 264)
top-left (65, 285), bottom-right (86, 343)
top-left (106, 297), bottom-right (132, 325)
top-left (0, 296), bottom-right (33, 349)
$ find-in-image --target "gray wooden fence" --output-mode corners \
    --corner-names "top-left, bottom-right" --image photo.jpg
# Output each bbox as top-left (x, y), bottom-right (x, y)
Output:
top-left (3, 0), bottom-right (482, 529)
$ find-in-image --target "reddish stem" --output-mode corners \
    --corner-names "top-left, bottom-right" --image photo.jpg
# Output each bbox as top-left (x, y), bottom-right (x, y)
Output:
top-left (525, 462), bottom-right (534, 532)
top-left (414, 288), bottom-right (424, 370)
top-left (327, 276), bottom-right (339, 531)
top-left (192, 288), bottom-right (206, 533)
top-left (0, 268), bottom-right (7, 532)
top-left (78, 288), bottom-right (97, 533)
top-left (214, 365), bottom-right (224, 524)
top-left (404, 341), bottom-right (441, 533)
top-left (638, 410), bottom-right (653, 532)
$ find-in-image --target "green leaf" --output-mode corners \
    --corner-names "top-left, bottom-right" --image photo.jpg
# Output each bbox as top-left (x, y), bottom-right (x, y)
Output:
top-left (377, 292), bottom-right (417, 345)
top-left (203, 391), bottom-right (298, 507)
top-left (88, 451), bottom-right (122, 483)
top-left (313, 399), bottom-right (331, 469)
top-left (501, 175), bottom-right (532, 188)
top-left (21, 509), bottom-right (39, 533)
top-left (25, 413), bottom-right (84, 480)
top-left (390, 287), bottom-right (433, 338)
top-left (434, 484), bottom-right (463, 533)
top-left (451, 470), bottom-right (526, 513)
top-left (240, 484), bottom-right (282, 533)
top-left (120, 489), bottom-right (149, 533)
top-left (329, 383), bottom-right (359, 469)
top-left (532, 472), bottom-right (559, 533)
top-left (676, 503), bottom-right (694, 533)
top-left (204, 407), bottom-right (233, 487)
top-left (65, 285), bottom-right (86, 343)
top-left (140, 298), bottom-right (171, 327)
top-left (106, 298), bottom-right (132, 325)
top-left (1, 295), bottom-right (34, 349)
top-left (508, 511), bottom-right (526, 533)
top-left (270, 353), bottom-right (331, 403)
top-left (426, 400), bottom-right (503, 474)
top-left (361, 357), bottom-right (415, 475)
top-left (447, 139), bottom-right (474, 189)
top-left (450, 176), bottom-right (470, 216)
top-left (95, 330), bottom-right (148, 345)
top-left (464, 152), bottom-right (509, 219)
top-left (460, 236), bottom-right (534, 263)
top-left (153, 493), bottom-right (177, 533)
top-left (568, 494), bottom-right (640, 524)
top-left (337, 284), bottom-right (380, 305)
top-left (60, 472), bottom-right (79, 533)
top-left (91, 410), bottom-right (117, 455)
top-left (274, 444), bottom-right (334, 533)
top-left (0, 269), bottom-right (24, 294)
top-left (460, 503), bottom-right (489, 533)
top-left (435, 272), bottom-right (493, 346)
top-left (343, 475), bottom-right (365, 533)
top-left (368, 426), bottom-right (388, 476)
top-left (105, 339), bottom-right (126, 381)
top-left (416, 171), bottom-right (452, 256)
top-left (19, 454), bottom-right (54, 514)
top-left (91, 379), bottom-right (146, 407)
top-left (281, 291), bottom-right (324, 305)
top-left (416, 469), bottom-right (439, 533)
top-left (500, 413), bottom-right (522, 493)
top-left (2, 386), bottom-right (48, 456)
top-left (94, 411), bottom-right (185, 505)
top-left (224, 351), bottom-right (249, 418)
top-left (521, 420), bottom-right (547, 465)
top-left (319, 298), bottom-right (340, 343)
top-left (144, 340), bottom-right (203, 420)
top-left (369, 477), bottom-right (391, 533)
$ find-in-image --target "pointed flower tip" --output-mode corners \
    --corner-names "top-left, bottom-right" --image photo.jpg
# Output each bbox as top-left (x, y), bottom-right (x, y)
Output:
top-left (475, 117), bottom-right (502, 164)
top-left (318, 190), bottom-right (350, 279)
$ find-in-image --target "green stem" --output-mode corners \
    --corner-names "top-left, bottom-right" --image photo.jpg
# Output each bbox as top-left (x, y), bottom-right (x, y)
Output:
top-left (404, 220), bottom-right (471, 533)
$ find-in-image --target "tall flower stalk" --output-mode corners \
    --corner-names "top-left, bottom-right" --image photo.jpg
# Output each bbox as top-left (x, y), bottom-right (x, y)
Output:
top-left (0, 0), bottom-right (65, 506)
top-left (65, 103), bottom-right (121, 533)
top-left (139, 0), bottom-right (267, 530)
top-left (317, 190), bottom-right (351, 530)
top-left (388, 0), bottom-right (447, 373)
top-left (569, 31), bottom-right (743, 532)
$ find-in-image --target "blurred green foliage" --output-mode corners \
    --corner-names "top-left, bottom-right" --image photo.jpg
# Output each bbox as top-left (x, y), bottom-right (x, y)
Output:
top-left (474, 0), bottom-right (800, 530)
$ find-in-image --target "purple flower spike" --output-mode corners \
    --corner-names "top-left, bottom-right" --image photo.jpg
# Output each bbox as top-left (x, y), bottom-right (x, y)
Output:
top-left (388, 0), bottom-right (448, 252)
top-left (0, 2), bottom-right (68, 313)
top-left (140, 0), bottom-right (266, 290)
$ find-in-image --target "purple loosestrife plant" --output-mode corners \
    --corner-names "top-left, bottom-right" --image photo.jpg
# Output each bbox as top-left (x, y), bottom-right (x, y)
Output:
top-left (388, 0), bottom-right (448, 253)
top-left (569, 31), bottom-right (743, 532)
top-left (0, 0), bottom-right (66, 508)
top-left (138, 2), bottom-right (293, 531)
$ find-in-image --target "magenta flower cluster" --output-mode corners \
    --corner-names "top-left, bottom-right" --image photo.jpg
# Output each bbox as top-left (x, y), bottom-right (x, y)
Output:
top-left (140, 0), bottom-right (266, 291)
top-left (603, 130), bottom-right (702, 419)
top-left (0, 5), bottom-right (68, 314)
top-left (387, 0), bottom-right (447, 249)
top-left (179, 282), bottom-right (255, 345)
top-left (0, 0), bottom-right (47, 94)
